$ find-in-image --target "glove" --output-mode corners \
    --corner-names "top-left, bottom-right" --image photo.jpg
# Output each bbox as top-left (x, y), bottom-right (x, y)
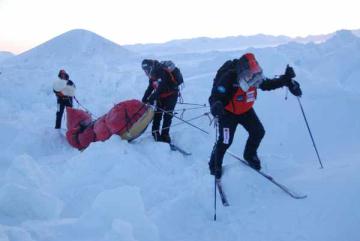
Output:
top-left (210, 101), bottom-right (224, 117)
top-left (284, 65), bottom-right (296, 80)
top-left (288, 80), bottom-right (302, 97)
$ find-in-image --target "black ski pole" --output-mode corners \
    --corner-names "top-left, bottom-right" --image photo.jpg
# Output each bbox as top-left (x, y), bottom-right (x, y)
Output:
top-left (214, 177), bottom-right (217, 221)
top-left (177, 102), bottom-right (208, 107)
top-left (297, 97), bottom-right (324, 168)
top-left (153, 105), bottom-right (209, 134)
top-left (213, 118), bottom-right (219, 221)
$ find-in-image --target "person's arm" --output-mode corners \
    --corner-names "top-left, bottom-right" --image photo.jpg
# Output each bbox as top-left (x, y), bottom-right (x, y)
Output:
top-left (259, 66), bottom-right (302, 96)
top-left (142, 79), bottom-right (154, 103)
top-left (209, 70), bottom-right (235, 106)
top-left (173, 67), bottom-right (183, 85)
top-left (258, 75), bottom-right (289, 91)
top-left (53, 79), bottom-right (67, 97)
top-left (53, 79), bottom-right (66, 92)
top-left (67, 80), bottom-right (75, 87)
top-left (208, 70), bottom-right (236, 117)
top-left (147, 70), bottom-right (168, 104)
top-left (53, 89), bottom-right (64, 97)
top-left (61, 80), bottom-right (76, 97)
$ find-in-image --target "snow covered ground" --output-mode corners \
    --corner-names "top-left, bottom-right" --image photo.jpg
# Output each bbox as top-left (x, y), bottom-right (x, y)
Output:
top-left (0, 52), bottom-right (14, 63)
top-left (0, 29), bottom-right (359, 241)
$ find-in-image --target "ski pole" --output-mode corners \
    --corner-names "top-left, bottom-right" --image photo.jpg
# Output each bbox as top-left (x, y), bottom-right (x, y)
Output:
top-left (214, 118), bottom-right (219, 221)
top-left (214, 178), bottom-right (217, 221)
top-left (177, 102), bottom-right (208, 107)
top-left (153, 113), bottom-right (209, 130)
top-left (153, 105), bottom-right (209, 134)
top-left (297, 97), bottom-right (324, 168)
top-left (140, 113), bottom-right (209, 139)
top-left (154, 106), bottom-right (207, 114)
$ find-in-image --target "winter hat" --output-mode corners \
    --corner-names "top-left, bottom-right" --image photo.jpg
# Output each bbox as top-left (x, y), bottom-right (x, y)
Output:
top-left (237, 53), bottom-right (262, 74)
top-left (141, 59), bottom-right (158, 76)
top-left (236, 53), bottom-right (264, 91)
top-left (58, 69), bottom-right (69, 80)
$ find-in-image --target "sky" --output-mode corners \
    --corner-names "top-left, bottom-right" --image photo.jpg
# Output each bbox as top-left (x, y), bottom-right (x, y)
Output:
top-left (0, 0), bottom-right (359, 54)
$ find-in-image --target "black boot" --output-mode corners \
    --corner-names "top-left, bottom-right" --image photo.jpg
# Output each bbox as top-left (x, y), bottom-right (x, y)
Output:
top-left (208, 161), bottom-right (222, 179)
top-left (244, 154), bottom-right (261, 171)
top-left (152, 131), bottom-right (161, 142)
top-left (160, 132), bottom-right (171, 143)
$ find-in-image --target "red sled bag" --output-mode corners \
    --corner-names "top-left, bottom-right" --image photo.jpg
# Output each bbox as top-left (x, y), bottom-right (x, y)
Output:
top-left (77, 126), bottom-right (96, 150)
top-left (65, 100), bottom-right (153, 150)
top-left (93, 116), bottom-right (112, 142)
top-left (105, 99), bottom-right (148, 135)
top-left (66, 107), bottom-right (92, 130)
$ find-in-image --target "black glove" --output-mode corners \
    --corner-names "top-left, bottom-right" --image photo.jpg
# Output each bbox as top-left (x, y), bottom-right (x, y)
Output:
top-left (288, 80), bottom-right (302, 97)
top-left (210, 101), bottom-right (224, 117)
top-left (284, 65), bottom-right (296, 80)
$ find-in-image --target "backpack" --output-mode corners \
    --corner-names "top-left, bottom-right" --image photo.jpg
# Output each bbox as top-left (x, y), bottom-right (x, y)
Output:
top-left (209, 59), bottom-right (239, 105)
top-left (212, 59), bottom-right (239, 87)
top-left (160, 60), bottom-right (184, 87)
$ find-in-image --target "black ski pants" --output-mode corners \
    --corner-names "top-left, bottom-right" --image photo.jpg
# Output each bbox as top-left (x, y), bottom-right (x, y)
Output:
top-left (209, 108), bottom-right (265, 169)
top-left (152, 93), bottom-right (178, 136)
top-left (55, 97), bottom-right (73, 129)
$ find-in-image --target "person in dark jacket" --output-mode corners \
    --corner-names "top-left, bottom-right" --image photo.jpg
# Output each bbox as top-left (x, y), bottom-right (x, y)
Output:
top-left (53, 69), bottom-right (76, 129)
top-left (208, 53), bottom-right (302, 178)
top-left (141, 59), bottom-right (183, 143)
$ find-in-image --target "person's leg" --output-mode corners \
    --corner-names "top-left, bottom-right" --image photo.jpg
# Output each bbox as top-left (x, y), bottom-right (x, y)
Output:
top-left (160, 94), bottom-right (178, 143)
top-left (239, 108), bottom-right (265, 170)
top-left (55, 99), bottom-right (66, 129)
top-left (152, 101), bottom-right (163, 141)
top-left (67, 97), bottom-right (73, 108)
top-left (209, 112), bottom-right (238, 178)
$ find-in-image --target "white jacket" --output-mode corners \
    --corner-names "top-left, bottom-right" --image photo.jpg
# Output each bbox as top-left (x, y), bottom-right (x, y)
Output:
top-left (53, 78), bottom-right (76, 97)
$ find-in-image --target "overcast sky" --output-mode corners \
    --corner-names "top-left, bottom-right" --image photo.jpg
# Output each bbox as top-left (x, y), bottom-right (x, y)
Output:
top-left (0, 0), bottom-right (358, 54)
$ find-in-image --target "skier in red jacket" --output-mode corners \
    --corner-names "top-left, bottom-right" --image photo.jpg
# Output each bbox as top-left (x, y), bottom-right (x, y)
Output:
top-left (208, 53), bottom-right (302, 178)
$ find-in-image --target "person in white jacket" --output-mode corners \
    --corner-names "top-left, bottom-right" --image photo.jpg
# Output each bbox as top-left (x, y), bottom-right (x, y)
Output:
top-left (53, 69), bottom-right (76, 129)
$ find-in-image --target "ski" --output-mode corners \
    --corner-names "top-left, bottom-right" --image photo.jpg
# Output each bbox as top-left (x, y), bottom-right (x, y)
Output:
top-left (216, 178), bottom-right (229, 206)
top-left (226, 151), bottom-right (307, 199)
top-left (169, 143), bottom-right (192, 156)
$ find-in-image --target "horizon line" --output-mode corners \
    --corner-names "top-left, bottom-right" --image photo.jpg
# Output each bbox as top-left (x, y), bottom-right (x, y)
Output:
top-left (1, 27), bottom-right (359, 55)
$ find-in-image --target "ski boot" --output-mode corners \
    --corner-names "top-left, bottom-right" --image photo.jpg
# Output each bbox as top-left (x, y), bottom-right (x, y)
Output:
top-left (152, 131), bottom-right (161, 142)
top-left (160, 133), bottom-right (171, 143)
top-left (244, 154), bottom-right (261, 171)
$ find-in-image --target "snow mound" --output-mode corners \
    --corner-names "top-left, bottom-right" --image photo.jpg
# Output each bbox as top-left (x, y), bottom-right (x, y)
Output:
top-left (0, 51), bottom-right (14, 63)
top-left (3, 29), bottom-right (135, 67)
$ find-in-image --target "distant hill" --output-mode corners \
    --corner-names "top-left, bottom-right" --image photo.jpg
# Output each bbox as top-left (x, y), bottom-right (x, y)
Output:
top-left (0, 29), bottom-right (140, 107)
top-left (0, 51), bottom-right (14, 63)
top-left (125, 34), bottom-right (292, 55)
top-left (3, 29), bottom-right (137, 67)
top-left (124, 29), bottom-right (360, 55)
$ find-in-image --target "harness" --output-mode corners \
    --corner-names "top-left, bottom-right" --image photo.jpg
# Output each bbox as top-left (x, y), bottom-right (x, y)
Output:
top-left (224, 86), bottom-right (257, 114)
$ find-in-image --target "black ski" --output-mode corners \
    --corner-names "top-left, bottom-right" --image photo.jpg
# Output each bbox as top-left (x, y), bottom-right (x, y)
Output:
top-left (169, 143), bottom-right (192, 156)
top-left (216, 178), bottom-right (229, 206)
top-left (227, 151), bottom-right (307, 199)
